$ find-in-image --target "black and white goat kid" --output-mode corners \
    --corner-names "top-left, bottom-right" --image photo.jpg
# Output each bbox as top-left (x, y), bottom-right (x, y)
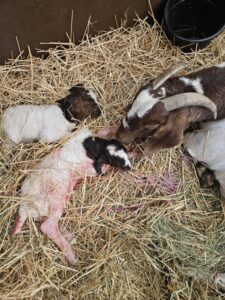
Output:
top-left (13, 127), bottom-right (131, 265)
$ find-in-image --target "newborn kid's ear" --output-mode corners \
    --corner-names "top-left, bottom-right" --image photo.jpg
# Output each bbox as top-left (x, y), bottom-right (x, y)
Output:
top-left (93, 157), bottom-right (106, 175)
top-left (56, 98), bottom-right (65, 104)
top-left (69, 84), bottom-right (84, 93)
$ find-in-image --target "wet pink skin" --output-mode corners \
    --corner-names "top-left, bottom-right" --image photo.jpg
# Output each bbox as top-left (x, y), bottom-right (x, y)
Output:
top-left (13, 171), bottom-right (85, 264)
top-left (13, 129), bottom-right (115, 265)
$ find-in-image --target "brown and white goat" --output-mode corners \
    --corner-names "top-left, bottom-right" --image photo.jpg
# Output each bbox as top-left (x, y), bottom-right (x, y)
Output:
top-left (2, 85), bottom-right (101, 144)
top-left (116, 62), bottom-right (225, 153)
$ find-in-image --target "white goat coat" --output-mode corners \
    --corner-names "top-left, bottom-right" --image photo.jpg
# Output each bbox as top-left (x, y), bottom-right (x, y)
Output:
top-left (2, 104), bottom-right (74, 143)
top-left (13, 127), bottom-right (131, 265)
top-left (13, 127), bottom-right (98, 264)
top-left (18, 127), bottom-right (96, 221)
top-left (184, 119), bottom-right (225, 197)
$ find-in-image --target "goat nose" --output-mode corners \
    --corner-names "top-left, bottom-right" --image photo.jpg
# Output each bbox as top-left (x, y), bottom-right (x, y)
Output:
top-left (115, 130), bottom-right (119, 139)
top-left (115, 130), bottom-right (125, 141)
top-left (93, 109), bottom-right (101, 117)
top-left (117, 135), bottom-right (133, 144)
top-left (96, 109), bottom-right (101, 117)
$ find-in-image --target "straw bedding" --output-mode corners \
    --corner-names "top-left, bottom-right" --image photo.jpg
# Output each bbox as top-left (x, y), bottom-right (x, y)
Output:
top-left (1, 17), bottom-right (225, 299)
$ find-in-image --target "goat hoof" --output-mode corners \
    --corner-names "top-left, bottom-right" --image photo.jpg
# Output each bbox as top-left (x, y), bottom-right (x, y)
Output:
top-left (66, 251), bottom-right (77, 265)
top-left (215, 272), bottom-right (225, 292)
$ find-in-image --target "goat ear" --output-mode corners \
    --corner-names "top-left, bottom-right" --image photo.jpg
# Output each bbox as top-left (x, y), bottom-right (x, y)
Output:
top-left (151, 101), bottom-right (168, 117)
top-left (155, 87), bottom-right (166, 98)
top-left (142, 126), bottom-right (184, 154)
top-left (69, 84), bottom-right (84, 93)
top-left (93, 158), bottom-right (105, 175)
top-left (152, 118), bottom-right (184, 149)
top-left (143, 101), bottom-right (168, 124)
top-left (56, 98), bottom-right (65, 104)
top-left (144, 123), bottom-right (160, 131)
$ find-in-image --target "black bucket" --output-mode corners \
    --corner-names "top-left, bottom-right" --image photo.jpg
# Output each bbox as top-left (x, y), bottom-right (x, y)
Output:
top-left (163, 0), bottom-right (225, 52)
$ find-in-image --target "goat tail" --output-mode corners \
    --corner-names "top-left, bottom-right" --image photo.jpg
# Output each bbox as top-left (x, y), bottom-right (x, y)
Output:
top-left (13, 206), bottom-right (27, 235)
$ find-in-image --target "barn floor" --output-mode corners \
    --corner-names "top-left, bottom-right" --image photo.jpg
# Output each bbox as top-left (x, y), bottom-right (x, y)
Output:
top-left (1, 18), bottom-right (225, 300)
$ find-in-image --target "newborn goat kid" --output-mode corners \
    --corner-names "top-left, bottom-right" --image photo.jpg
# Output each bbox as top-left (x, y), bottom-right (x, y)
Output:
top-left (2, 85), bottom-right (101, 144)
top-left (13, 127), bottom-right (131, 264)
top-left (117, 62), bottom-right (225, 153)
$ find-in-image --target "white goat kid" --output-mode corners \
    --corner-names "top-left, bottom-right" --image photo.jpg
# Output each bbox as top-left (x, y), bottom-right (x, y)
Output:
top-left (3, 105), bottom-right (74, 144)
top-left (2, 85), bottom-right (101, 144)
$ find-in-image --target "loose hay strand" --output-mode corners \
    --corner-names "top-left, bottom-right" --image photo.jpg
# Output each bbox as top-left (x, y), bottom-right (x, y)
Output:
top-left (1, 17), bottom-right (225, 300)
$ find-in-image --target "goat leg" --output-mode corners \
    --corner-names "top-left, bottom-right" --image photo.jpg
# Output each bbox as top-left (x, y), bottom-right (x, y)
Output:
top-left (215, 272), bottom-right (225, 292)
top-left (13, 205), bottom-right (27, 235)
top-left (40, 217), bottom-right (77, 265)
top-left (60, 225), bottom-right (73, 243)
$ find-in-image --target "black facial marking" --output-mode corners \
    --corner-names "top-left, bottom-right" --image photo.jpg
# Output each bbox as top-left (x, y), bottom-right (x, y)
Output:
top-left (83, 137), bottom-right (109, 174)
top-left (83, 137), bottom-right (130, 174)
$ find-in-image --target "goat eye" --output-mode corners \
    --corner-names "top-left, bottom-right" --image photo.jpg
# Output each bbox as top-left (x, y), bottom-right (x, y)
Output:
top-left (157, 87), bottom-right (166, 98)
top-left (123, 118), bottom-right (129, 129)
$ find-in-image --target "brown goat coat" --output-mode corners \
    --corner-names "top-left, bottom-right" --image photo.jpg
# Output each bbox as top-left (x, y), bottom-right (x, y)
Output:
top-left (116, 64), bottom-right (225, 153)
top-left (144, 109), bottom-right (188, 153)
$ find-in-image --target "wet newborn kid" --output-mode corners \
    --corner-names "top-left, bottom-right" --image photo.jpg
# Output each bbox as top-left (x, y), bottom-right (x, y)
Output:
top-left (13, 127), bottom-right (131, 264)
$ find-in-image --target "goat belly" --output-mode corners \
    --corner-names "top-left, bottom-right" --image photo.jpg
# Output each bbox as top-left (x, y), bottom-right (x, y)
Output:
top-left (21, 167), bottom-right (72, 219)
top-left (18, 151), bottom-right (97, 222)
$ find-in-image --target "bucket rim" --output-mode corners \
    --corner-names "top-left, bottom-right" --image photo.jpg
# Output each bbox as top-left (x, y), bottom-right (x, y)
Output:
top-left (164, 0), bottom-right (225, 44)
